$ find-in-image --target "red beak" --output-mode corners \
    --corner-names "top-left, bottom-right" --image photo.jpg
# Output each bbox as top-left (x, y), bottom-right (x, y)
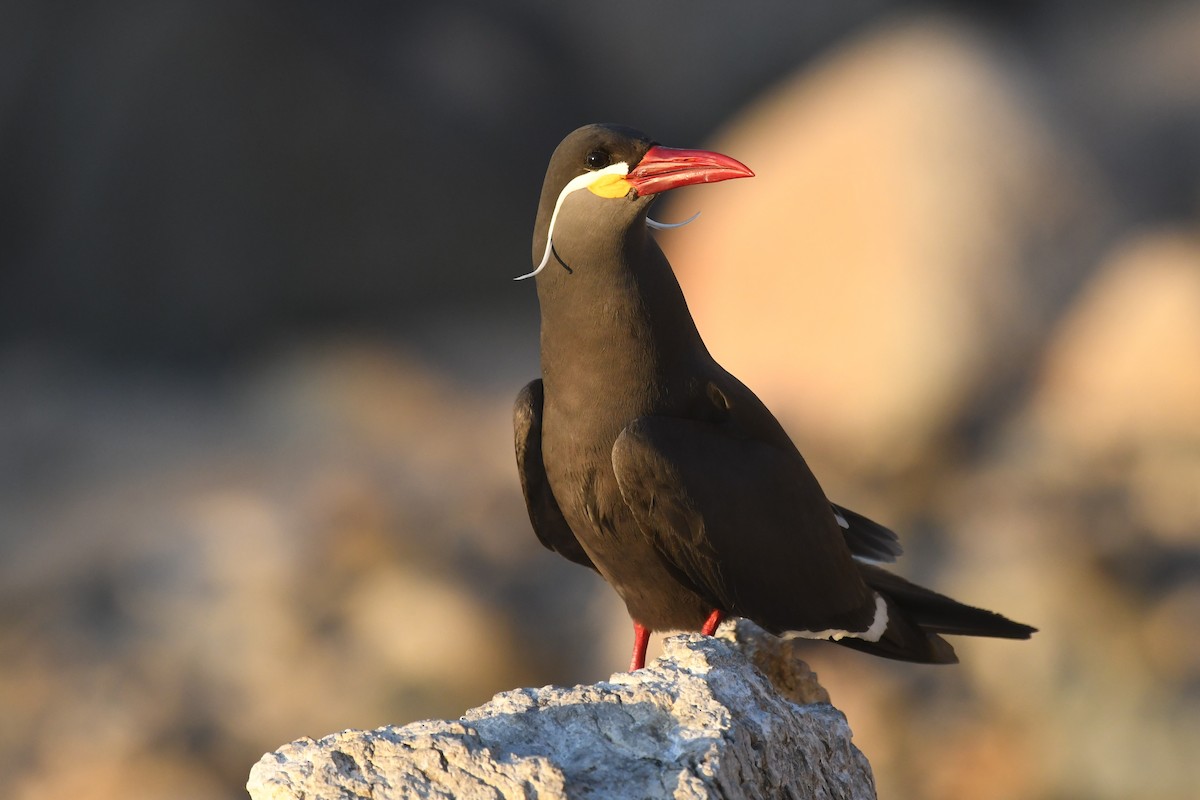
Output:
top-left (625, 145), bottom-right (754, 196)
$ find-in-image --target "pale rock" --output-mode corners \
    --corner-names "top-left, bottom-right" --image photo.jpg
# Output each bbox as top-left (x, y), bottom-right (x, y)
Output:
top-left (247, 623), bottom-right (874, 800)
top-left (1030, 229), bottom-right (1200, 450)
top-left (716, 618), bottom-right (831, 706)
top-left (1025, 228), bottom-right (1200, 545)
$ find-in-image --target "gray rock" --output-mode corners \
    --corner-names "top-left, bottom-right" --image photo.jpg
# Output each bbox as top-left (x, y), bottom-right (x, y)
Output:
top-left (247, 624), bottom-right (875, 799)
top-left (716, 619), bottom-right (832, 707)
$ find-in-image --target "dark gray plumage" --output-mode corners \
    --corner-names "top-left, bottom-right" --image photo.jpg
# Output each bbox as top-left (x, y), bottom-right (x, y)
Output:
top-left (514, 124), bottom-right (1035, 668)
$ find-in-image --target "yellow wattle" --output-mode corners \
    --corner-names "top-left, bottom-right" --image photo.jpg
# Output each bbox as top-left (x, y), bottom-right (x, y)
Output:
top-left (587, 174), bottom-right (634, 199)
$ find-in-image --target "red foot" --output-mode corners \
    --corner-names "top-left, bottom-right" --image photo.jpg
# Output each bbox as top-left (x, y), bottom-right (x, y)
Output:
top-left (630, 622), bottom-right (650, 671)
top-left (701, 609), bottom-right (724, 636)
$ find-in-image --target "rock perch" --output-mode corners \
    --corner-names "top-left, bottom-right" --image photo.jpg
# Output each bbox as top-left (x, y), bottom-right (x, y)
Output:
top-left (247, 621), bottom-right (875, 799)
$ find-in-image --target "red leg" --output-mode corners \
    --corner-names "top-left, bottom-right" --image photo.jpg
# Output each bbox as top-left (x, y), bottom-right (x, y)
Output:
top-left (630, 622), bottom-right (651, 671)
top-left (701, 609), bottom-right (724, 636)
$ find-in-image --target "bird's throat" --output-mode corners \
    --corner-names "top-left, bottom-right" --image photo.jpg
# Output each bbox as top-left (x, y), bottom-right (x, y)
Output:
top-left (536, 239), bottom-right (707, 426)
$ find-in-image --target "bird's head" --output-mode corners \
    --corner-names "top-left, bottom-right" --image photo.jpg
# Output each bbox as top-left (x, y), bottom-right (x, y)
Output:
top-left (522, 124), bottom-right (753, 281)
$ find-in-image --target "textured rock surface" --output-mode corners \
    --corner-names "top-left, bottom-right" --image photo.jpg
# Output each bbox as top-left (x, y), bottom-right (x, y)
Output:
top-left (716, 619), bottom-right (831, 706)
top-left (247, 624), bottom-right (874, 800)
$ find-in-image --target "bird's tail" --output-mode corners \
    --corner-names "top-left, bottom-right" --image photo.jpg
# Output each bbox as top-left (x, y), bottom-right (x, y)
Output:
top-left (835, 563), bottom-right (1037, 664)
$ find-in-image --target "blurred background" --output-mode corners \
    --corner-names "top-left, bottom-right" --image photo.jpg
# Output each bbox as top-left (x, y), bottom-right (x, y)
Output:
top-left (1, 1), bottom-right (1198, 798)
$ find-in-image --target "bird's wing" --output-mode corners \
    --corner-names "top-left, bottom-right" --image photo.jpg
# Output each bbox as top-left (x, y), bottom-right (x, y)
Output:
top-left (514, 380), bottom-right (596, 570)
top-left (611, 415), bottom-right (877, 635)
top-left (831, 503), bottom-right (903, 564)
top-left (701, 371), bottom-right (901, 564)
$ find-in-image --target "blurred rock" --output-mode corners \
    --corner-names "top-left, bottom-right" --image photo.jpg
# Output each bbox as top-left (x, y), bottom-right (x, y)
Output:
top-left (1030, 228), bottom-right (1200, 454)
top-left (666, 16), bottom-right (1110, 474)
top-left (1050, 0), bottom-right (1200, 220)
top-left (247, 625), bottom-right (874, 800)
top-left (866, 227), bottom-right (1200, 800)
top-left (0, 0), bottom-right (882, 360)
top-left (0, 341), bottom-right (609, 800)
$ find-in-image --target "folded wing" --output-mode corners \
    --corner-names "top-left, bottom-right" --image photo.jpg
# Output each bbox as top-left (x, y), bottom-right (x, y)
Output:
top-left (514, 380), bottom-right (596, 570)
top-left (611, 415), bottom-right (878, 636)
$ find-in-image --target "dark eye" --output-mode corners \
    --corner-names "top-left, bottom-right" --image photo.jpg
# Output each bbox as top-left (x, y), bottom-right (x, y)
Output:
top-left (585, 150), bottom-right (609, 170)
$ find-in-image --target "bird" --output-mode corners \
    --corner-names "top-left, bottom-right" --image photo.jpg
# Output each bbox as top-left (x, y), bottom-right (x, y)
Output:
top-left (513, 123), bottom-right (1035, 671)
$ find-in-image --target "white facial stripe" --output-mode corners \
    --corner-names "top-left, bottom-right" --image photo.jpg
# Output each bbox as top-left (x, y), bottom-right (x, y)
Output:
top-left (782, 594), bottom-right (889, 643)
top-left (513, 161), bottom-right (631, 281)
